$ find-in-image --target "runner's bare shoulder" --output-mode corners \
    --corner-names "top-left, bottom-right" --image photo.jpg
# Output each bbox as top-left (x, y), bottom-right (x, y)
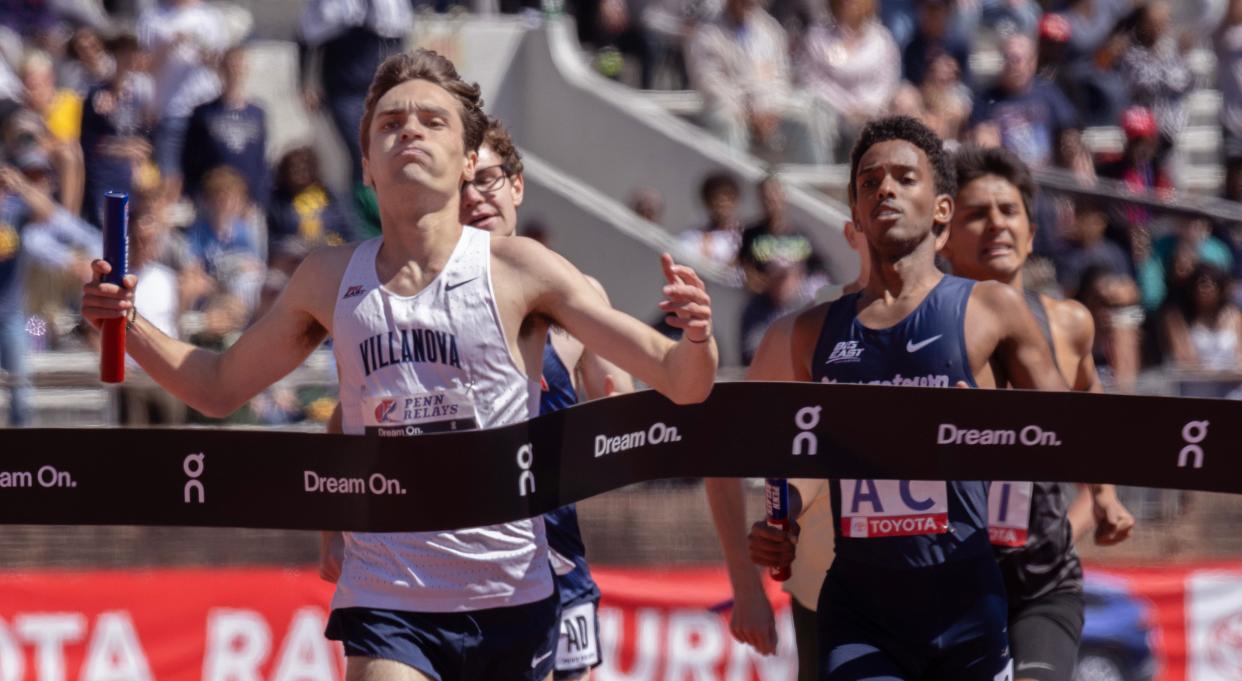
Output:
top-left (491, 235), bottom-right (583, 295)
top-left (291, 242), bottom-right (366, 320)
top-left (1044, 295), bottom-right (1095, 354)
top-left (791, 303), bottom-right (832, 380)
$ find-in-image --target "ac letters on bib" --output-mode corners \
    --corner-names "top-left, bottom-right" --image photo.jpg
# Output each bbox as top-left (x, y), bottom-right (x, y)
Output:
top-left (839, 480), bottom-right (950, 538)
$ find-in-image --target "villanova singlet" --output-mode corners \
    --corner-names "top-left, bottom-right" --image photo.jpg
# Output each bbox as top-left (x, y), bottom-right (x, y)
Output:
top-left (330, 226), bottom-right (552, 613)
top-left (540, 337), bottom-right (602, 606)
top-left (990, 291), bottom-right (1083, 603)
top-left (812, 274), bottom-right (991, 568)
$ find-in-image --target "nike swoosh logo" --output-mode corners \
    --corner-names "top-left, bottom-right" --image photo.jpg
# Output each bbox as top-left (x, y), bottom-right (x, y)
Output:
top-left (445, 277), bottom-right (478, 292)
top-left (531, 649), bottom-right (554, 668)
top-left (906, 335), bottom-right (943, 352)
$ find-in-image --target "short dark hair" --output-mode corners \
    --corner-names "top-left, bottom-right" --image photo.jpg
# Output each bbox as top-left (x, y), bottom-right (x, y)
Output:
top-left (954, 146), bottom-right (1036, 221)
top-left (482, 117), bottom-right (523, 178)
top-left (104, 33), bottom-right (139, 56)
top-left (360, 49), bottom-right (487, 158)
top-left (849, 115), bottom-right (955, 199)
top-left (700, 171), bottom-right (740, 205)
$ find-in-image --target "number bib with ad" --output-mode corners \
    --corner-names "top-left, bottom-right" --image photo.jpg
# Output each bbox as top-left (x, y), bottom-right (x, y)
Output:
top-left (556, 601), bottom-right (600, 671)
top-left (839, 480), bottom-right (949, 538)
top-left (987, 481), bottom-right (1033, 548)
top-left (362, 391), bottom-right (480, 437)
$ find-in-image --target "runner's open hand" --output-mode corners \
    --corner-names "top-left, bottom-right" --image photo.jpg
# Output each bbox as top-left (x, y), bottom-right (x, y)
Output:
top-left (657, 253), bottom-right (712, 343)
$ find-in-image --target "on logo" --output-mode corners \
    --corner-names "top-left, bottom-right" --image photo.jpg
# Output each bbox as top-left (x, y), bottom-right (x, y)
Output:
top-left (516, 444), bottom-right (535, 496)
top-left (792, 406), bottom-right (821, 456)
top-left (184, 452), bottom-right (205, 504)
top-left (1178, 420), bottom-right (1209, 469)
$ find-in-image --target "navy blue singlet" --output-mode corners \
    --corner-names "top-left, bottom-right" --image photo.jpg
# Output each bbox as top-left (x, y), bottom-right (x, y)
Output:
top-left (808, 275), bottom-right (1012, 681)
top-left (812, 274), bottom-right (991, 568)
top-left (540, 338), bottom-right (601, 607)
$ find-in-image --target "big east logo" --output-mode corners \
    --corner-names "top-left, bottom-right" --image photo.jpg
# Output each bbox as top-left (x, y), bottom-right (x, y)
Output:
top-left (374, 399), bottom-right (399, 423)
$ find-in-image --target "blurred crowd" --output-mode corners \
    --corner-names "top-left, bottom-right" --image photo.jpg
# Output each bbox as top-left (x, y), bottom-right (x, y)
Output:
top-left (0, 0), bottom-right (1240, 431)
top-left (661, 161), bottom-right (1242, 388)
top-left (0, 0), bottom-right (412, 428)
top-left (608, 0), bottom-right (1242, 386)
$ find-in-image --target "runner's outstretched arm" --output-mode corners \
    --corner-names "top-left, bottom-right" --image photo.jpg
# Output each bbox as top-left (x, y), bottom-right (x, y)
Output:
top-left (577, 276), bottom-right (635, 399)
top-left (82, 247), bottom-right (342, 417)
top-left (499, 238), bottom-right (717, 404)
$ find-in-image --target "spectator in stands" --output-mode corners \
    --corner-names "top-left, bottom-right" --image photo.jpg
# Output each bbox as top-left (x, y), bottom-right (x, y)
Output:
top-left (80, 34), bottom-right (153, 231)
top-left (58, 26), bottom-right (113, 97)
top-left (739, 257), bottom-right (805, 364)
top-left (1099, 106), bottom-right (1171, 236)
top-left (795, 0), bottom-right (900, 156)
top-left (971, 33), bottom-right (1095, 179)
top-left (637, 0), bottom-right (706, 90)
top-left (0, 159), bottom-right (100, 424)
top-left (679, 171), bottom-right (742, 268)
top-left (182, 47), bottom-right (268, 207)
top-left (1157, 262), bottom-right (1242, 370)
top-left (1036, 12), bottom-right (1073, 78)
top-left (118, 192), bottom-right (187, 425)
top-left (1061, 0), bottom-right (1134, 63)
top-left (570, 0), bottom-right (658, 88)
top-left (686, 0), bottom-right (827, 162)
top-left (1139, 216), bottom-right (1235, 311)
top-left (1119, 0), bottom-right (1194, 173)
top-left (1078, 265), bottom-right (1144, 391)
top-left (891, 46), bottom-right (972, 143)
top-left (630, 186), bottom-right (665, 225)
top-left (1054, 194), bottom-right (1133, 297)
top-left (20, 50), bottom-right (81, 145)
top-left (16, 143), bottom-right (95, 337)
top-left (299, 0), bottom-right (411, 193)
top-left (137, 0), bottom-right (231, 200)
top-left (4, 107), bottom-right (83, 216)
top-left (1059, 13), bottom-right (1133, 127)
top-left (737, 175), bottom-right (820, 294)
top-left (1218, 0), bottom-right (1242, 166)
top-left (736, 176), bottom-right (822, 364)
top-left (902, 0), bottom-right (971, 88)
top-left (185, 166), bottom-right (263, 319)
top-left (267, 146), bottom-right (354, 257)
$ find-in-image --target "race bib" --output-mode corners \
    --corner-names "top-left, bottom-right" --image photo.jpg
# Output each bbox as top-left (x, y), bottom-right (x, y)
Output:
top-left (839, 480), bottom-right (949, 538)
top-left (361, 390), bottom-right (479, 437)
top-left (988, 481), bottom-right (1034, 547)
top-left (555, 601), bottom-right (600, 671)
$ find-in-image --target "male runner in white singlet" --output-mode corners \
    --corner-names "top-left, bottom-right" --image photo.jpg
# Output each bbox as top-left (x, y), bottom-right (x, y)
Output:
top-left (82, 49), bottom-right (717, 681)
top-left (321, 117), bottom-right (633, 680)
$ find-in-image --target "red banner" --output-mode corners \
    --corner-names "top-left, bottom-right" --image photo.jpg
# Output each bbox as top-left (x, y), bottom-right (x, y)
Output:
top-left (0, 564), bottom-right (1241, 680)
top-left (0, 568), bottom-right (342, 681)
